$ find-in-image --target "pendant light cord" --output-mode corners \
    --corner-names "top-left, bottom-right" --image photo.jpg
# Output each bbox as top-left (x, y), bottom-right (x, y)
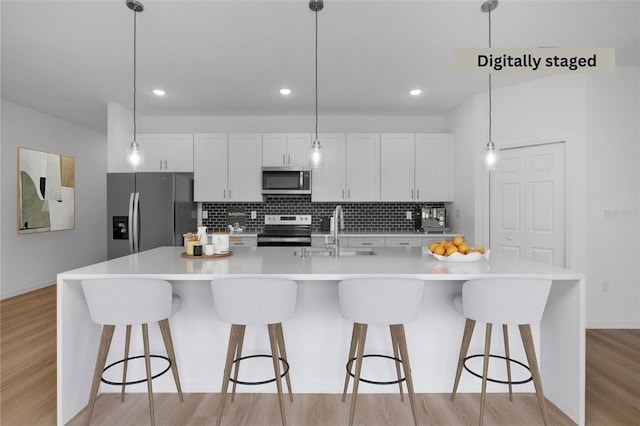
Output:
top-left (314, 8), bottom-right (319, 141)
top-left (133, 9), bottom-right (138, 143)
top-left (488, 6), bottom-right (492, 144)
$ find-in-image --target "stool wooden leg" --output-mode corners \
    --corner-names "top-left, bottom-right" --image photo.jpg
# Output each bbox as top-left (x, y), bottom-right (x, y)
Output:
top-left (230, 324), bottom-right (245, 402)
top-left (348, 323), bottom-right (368, 426)
top-left (141, 323), bottom-right (155, 426)
top-left (342, 323), bottom-right (360, 402)
top-left (451, 318), bottom-right (476, 401)
top-left (159, 319), bottom-right (184, 402)
top-left (121, 324), bottom-right (131, 402)
top-left (502, 324), bottom-right (513, 401)
top-left (275, 322), bottom-right (293, 402)
top-left (268, 323), bottom-right (287, 426)
top-left (479, 323), bottom-right (493, 426)
top-left (217, 324), bottom-right (243, 426)
top-left (84, 325), bottom-right (115, 426)
top-left (391, 324), bottom-right (418, 426)
top-left (519, 324), bottom-right (549, 426)
top-left (390, 325), bottom-right (405, 402)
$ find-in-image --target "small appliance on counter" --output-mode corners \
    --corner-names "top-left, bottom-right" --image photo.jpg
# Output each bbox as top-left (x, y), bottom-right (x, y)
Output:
top-left (415, 207), bottom-right (449, 233)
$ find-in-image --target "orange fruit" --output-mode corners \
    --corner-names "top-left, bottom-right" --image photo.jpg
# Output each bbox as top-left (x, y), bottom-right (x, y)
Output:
top-left (452, 235), bottom-right (464, 246)
top-left (444, 242), bottom-right (455, 250)
top-left (433, 245), bottom-right (446, 255)
top-left (428, 243), bottom-right (439, 253)
top-left (438, 240), bottom-right (448, 247)
top-left (457, 242), bottom-right (469, 253)
top-left (445, 246), bottom-right (458, 256)
top-left (474, 245), bottom-right (485, 254)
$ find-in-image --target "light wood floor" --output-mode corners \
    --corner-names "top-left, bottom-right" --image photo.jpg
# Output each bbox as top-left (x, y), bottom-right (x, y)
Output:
top-left (1, 285), bottom-right (638, 425)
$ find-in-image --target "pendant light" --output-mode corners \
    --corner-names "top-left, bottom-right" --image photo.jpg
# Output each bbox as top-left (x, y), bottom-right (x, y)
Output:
top-left (482, 0), bottom-right (499, 170)
top-left (126, 0), bottom-right (145, 170)
top-left (308, 0), bottom-right (324, 169)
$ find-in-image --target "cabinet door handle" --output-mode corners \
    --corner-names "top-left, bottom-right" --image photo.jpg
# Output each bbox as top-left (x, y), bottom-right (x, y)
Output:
top-left (223, 190), bottom-right (226, 199)
top-left (411, 189), bottom-right (414, 199)
top-left (160, 160), bottom-right (163, 169)
top-left (342, 189), bottom-right (345, 199)
top-left (228, 189), bottom-right (231, 199)
top-left (164, 160), bottom-right (167, 169)
top-left (399, 242), bottom-right (409, 245)
top-left (347, 189), bottom-right (351, 199)
top-left (282, 154), bottom-right (286, 165)
top-left (416, 189), bottom-right (420, 200)
top-left (362, 242), bottom-right (373, 246)
top-left (287, 154), bottom-right (291, 165)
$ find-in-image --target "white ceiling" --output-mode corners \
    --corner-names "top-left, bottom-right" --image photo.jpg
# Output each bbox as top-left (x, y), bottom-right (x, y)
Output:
top-left (2, 0), bottom-right (639, 133)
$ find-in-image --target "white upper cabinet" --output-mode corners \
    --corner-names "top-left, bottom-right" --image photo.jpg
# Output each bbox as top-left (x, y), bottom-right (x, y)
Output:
top-left (136, 134), bottom-right (194, 172)
top-left (228, 134), bottom-right (263, 202)
top-left (262, 133), bottom-right (311, 167)
top-left (311, 134), bottom-right (346, 202)
top-left (311, 133), bottom-right (380, 202)
top-left (415, 133), bottom-right (453, 202)
top-left (194, 133), bottom-right (262, 202)
top-left (194, 134), bottom-right (228, 202)
top-left (380, 133), bottom-right (453, 202)
top-left (380, 134), bottom-right (415, 201)
top-left (345, 134), bottom-right (380, 201)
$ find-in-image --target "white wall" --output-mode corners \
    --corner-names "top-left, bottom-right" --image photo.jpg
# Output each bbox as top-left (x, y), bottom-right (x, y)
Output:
top-left (446, 69), bottom-right (640, 328)
top-left (1, 101), bottom-right (108, 299)
top-left (585, 67), bottom-right (640, 328)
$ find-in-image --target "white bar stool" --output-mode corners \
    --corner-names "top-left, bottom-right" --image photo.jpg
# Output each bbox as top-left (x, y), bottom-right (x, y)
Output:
top-left (450, 278), bottom-right (552, 426)
top-left (338, 278), bottom-right (425, 426)
top-left (210, 278), bottom-right (297, 426)
top-left (81, 278), bottom-right (184, 426)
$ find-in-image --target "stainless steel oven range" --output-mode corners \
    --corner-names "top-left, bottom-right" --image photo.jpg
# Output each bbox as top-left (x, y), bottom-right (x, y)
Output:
top-left (257, 214), bottom-right (312, 247)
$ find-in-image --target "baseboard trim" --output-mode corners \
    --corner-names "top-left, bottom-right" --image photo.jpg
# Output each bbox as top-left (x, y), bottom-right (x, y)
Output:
top-left (586, 321), bottom-right (640, 329)
top-left (0, 280), bottom-right (55, 301)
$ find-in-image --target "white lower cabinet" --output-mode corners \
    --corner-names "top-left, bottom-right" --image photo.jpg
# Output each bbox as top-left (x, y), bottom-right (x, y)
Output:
top-left (385, 237), bottom-right (423, 247)
top-left (194, 133), bottom-right (262, 202)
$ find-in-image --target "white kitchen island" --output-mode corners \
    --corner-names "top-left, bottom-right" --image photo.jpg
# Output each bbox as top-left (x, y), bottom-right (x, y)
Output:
top-left (57, 246), bottom-right (585, 425)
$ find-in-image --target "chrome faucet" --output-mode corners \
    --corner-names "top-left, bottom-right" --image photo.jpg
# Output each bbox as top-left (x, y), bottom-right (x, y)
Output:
top-left (331, 204), bottom-right (345, 256)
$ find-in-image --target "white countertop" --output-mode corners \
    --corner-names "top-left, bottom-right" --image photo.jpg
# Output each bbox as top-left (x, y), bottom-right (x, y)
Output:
top-left (59, 246), bottom-right (582, 281)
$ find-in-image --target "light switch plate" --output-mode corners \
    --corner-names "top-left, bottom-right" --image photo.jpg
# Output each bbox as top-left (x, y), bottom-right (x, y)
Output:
top-left (251, 211), bottom-right (257, 219)
top-left (202, 210), bottom-right (208, 219)
top-left (406, 211), bottom-right (412, 220)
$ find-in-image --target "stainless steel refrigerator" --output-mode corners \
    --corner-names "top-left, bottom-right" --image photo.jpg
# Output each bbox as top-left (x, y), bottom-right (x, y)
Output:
top-left (107, 173), bottom-right (197, 259)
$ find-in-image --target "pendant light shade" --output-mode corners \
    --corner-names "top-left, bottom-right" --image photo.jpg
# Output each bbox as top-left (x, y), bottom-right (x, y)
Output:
top-left (308, 0), bottom-right (324, 169)
top-left (482, 0), bottom-right (499, 171)
top-left (126, 0), bottom-right (145, 170)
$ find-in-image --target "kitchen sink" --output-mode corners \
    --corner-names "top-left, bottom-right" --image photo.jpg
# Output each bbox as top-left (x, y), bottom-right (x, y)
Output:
top-left (293, 248), bottom-right (377, 257)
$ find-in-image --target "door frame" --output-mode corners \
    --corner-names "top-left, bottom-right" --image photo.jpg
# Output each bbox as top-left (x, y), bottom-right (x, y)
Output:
top-left (480, 136), bottom-right (574, 269)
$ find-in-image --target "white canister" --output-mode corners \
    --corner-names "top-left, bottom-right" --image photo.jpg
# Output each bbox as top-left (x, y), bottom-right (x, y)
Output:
top-left (204, 244), bottom-right (215, 256)
top-left (213, 232), bottom-right (230, 254)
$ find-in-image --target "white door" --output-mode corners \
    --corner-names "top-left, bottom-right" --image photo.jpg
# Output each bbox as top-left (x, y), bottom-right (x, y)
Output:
top-left (491, 142), bottom-right (566, 267)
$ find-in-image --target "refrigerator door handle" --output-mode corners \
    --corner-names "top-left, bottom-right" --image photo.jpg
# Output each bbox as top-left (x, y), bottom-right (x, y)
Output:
top-left (132, 192), bottom-right (140, 253)
top-left (128, 193), bottom-right (135, 254)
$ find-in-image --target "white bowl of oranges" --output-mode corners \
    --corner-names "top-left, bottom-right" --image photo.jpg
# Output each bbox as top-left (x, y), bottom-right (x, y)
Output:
top-left (426, 236), bottom-right (489, 262)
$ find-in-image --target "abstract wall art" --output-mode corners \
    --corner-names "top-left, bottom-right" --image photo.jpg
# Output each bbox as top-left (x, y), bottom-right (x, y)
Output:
top-left (18, 147), bottom-right (75, 234)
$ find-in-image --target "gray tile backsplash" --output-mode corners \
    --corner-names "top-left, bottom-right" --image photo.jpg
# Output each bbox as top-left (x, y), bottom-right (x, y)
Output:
top-left (201, 196), bottom-right (446, 233)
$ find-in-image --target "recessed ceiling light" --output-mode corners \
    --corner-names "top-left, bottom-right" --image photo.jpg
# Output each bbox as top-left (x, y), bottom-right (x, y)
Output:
top-left (280, 88), bottom-right (292, 95)
top-left (152, 89), bottom-right (166, 96)
top-left (409, 89), bottom-right (422, 96)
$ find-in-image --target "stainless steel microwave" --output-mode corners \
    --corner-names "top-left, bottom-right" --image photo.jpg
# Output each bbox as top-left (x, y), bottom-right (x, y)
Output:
top-left (262, 167), bottom-right (312, 195)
